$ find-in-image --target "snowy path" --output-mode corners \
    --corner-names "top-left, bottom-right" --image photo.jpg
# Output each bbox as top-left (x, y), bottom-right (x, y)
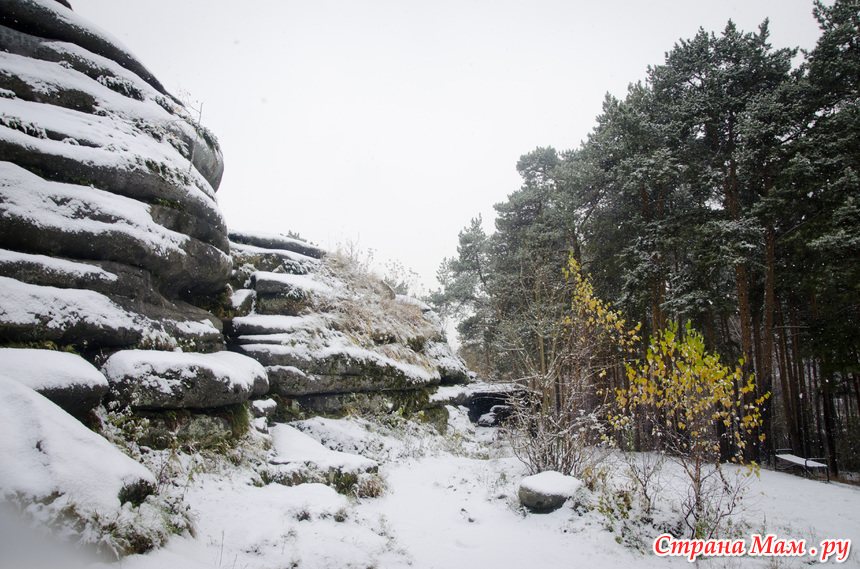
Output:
top-left (363, 455), bottom-right (680, 569)
top-left (101, 418), bottom-right (860, 569)
top-left (366, 455), bottom-right (860, 569)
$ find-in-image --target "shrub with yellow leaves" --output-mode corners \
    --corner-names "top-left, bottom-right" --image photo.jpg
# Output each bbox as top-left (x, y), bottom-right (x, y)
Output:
top-left (612, 322), bottom-right (770, 539)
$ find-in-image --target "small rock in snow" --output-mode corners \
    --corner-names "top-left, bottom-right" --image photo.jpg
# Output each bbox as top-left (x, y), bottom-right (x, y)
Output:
top-left (518, 471), bottom-right (582, 513)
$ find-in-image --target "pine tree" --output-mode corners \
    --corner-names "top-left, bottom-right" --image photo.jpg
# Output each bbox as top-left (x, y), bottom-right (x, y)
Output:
top-left (647, 20), bottom-right (794, 461)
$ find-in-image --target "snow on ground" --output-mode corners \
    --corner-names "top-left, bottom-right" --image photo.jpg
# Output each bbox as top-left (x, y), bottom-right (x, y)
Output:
top-left (84, 405), bottom-right (860, 569)
top-left (741, 467), bottom-right (860, 555)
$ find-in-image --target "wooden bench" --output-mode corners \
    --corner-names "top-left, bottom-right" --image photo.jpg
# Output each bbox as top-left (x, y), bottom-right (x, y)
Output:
top-left (774, 449), bottom-right (830, 482)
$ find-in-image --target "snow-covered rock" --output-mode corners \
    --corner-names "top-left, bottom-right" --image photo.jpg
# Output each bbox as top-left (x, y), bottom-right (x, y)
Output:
top-left (477, 404), bottom-right (511, 427)
top-left (0, 347), bottom-right (108, 414)
top-left (264, 423), bottom-right (380, 494)
top-left (297, 388), bottom-right (433, 417)
top-left (466, 381), bottom-right (519, 423)
top-left (238, 342), bottom-right (440, 396)
top-left (0, 0), bottom-right (230, 352)
top-left (518, 471), bottom-right (582, 513)
top-left (229, 229), bottom-right (326, 259)
top-left (0, 375), bottom-right (156, 514)
top-left (425, 341), bottom-right (470, 385)
top-left (0, 273), bottom-right (223, 352)
top-left (230, 313), bottom-right (322, 336)
top-left (269, 423), bottom-right (378, 474)
top-left (230, 241), bottom-right (319, 278)
top-left (428, 384), bottom-right (473, 407)
top-left (230, 288), bottom-right (255, 315)
top-left (102, 349), bottom-right (268, 409)
top-left (252, 270), bottom-right (334, 298)
top-left (224, 237), bottom-right (471, 417)
top-left (0, 0), bottom-right (173, 109)
top-left (251, 397), bottom-right (278, 418)
top-left (0, 163), bottom-right (229, 296)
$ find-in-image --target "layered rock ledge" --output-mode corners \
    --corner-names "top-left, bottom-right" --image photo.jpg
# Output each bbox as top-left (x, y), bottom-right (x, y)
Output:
top-left (0, 0), bottom-right (230, 352)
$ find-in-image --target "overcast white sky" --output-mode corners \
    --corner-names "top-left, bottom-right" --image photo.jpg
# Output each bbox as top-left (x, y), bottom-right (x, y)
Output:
top-left (70, 0), bottom-right (825, 294)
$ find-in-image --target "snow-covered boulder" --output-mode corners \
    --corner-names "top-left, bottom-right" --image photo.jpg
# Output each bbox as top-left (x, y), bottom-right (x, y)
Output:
top-left (230, 313), bottom-right (320, 337)
top-left (428, 384), bottom-right (473, 407)
top-left (466, 381), bottom-right (518, 423)
top-left (143, 413), bottom-right (234, 449)
top-left (477, 404), bottom-right (511, 427)
top-left (251, 271), bottom-right (334, 298)
top-left (425, 341), bottom-right (470, 385)
top-left (102, 349), bottom-right (268, 410)
top-left (229, 229), bottom-right (326, 260)
top-left (0, 164), bottom-right (229, 296)
top-left (0, 347), bottom-right (108, 414)
top-left (0, 0), bottom-right (172, 108)
top-left (264, 423), bottom-right (380, 495)
top-left (230, 241), bottom-right (320, 281)
top-left (269, 423), bottom-right (378, 473)
top-left (0, 0), bottom-right (231, 352)
top-left (0, 375), bottom-right (156, 516)
top-left (252, 398), bottom-right (278, 419)
top-left (238, 343), bottom-right (440, 396)
top-left (0, 272), bottom-right (223, 353)
top-left (518, 471), bottom-right (582, 513)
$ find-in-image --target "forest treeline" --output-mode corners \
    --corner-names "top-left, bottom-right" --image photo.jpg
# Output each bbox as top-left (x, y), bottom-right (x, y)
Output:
top-left (431, 1), bottom-right (859, 475)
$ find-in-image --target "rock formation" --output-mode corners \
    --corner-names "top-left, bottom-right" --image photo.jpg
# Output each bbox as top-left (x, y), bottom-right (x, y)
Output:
top-left (0, 1), bottom-right (474, 557)
top-left (224, 229), bottom-right (470, 424)
top-left (0, 0), bottom-right (471, 422)
top-left (0, 0), bottom-right (230, 353)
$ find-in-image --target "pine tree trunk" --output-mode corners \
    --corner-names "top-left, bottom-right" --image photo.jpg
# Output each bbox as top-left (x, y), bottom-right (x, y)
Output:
top-left (734, 262), bottom-right (756, 461)
top-left (775, 299), bottom-right (801, 452)
top-left (760, 225), bottom-right (776, 461)
top-left (753, 315), bottom-right (765, 461)
top-left (821, 366), bottom-right (840, 477)
top-left (789, 301), bottom-right (809, 456)
top-left (724, 155), bottom-right (756, 462)
top-left (704, 277), bottom-right (718, 351)
top-left (854, 373), bottom-right (860, 424)
top-left (811, 361), bottom-right (825, 458)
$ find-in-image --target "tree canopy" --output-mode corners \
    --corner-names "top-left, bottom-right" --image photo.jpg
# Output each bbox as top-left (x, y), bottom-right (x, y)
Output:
top-left (432, 0), bottom-right (860, 474)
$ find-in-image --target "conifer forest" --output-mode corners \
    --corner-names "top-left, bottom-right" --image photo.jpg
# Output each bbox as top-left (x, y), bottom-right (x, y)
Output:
top-left (432, 0), bottom-right (860, 477)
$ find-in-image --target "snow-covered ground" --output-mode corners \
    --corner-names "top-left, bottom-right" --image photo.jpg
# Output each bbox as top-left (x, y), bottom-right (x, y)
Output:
top-left (7, 407), bottom-right (858, 569)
